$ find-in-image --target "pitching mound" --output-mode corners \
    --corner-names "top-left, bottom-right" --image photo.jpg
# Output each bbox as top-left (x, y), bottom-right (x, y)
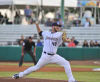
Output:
top-left (0, 77), bottom-right (68, 82)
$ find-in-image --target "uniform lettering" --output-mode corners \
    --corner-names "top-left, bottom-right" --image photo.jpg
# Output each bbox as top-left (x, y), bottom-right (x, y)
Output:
top-left (46, 36), bottom-right (58, 41)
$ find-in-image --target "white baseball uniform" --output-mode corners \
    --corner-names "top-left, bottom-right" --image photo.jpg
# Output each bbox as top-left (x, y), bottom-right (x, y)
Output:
top-left (18, 31), bottom-right (76, 82)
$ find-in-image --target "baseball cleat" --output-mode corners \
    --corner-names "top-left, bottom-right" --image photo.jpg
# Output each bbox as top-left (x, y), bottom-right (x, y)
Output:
top-left (12, 74), bottom-right (19, 79)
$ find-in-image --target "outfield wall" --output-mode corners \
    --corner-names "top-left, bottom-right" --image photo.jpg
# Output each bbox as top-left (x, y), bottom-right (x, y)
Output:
top-left (0, 46), bottom-right (100, 62)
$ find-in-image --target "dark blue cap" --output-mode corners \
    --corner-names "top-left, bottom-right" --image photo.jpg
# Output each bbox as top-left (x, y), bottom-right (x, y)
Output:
top-left (52, 22), bottom-right (61, 27)
top-left (52, 23), bottom-right (59, 26)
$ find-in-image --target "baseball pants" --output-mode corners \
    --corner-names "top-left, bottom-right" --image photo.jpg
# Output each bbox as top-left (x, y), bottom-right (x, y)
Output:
top-left (19, 52), bottom-right (75, 81)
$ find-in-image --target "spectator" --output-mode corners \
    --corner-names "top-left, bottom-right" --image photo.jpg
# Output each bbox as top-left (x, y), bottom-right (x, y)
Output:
top-left (94, 41), bottom-right (100, 47)
top-left (57, 18), bottom-right (64, 27)
top-left (17, 35), bottom-right (25, 45)
top-left (30, 13), bottom-right (36, 24)
top-left (36, 39), bottom-right (43, 47)
top-left (68, 39), bottom-right (76, 47)
top-left (14, 11), bottom-right (21, 24)
top-left (82, 40), bottom-right (89, 47)
top-left (52, 18), bottom-right (58, 23)
top-left (84, 18), bottom-right (91, 27)
top-left (4, 14), bottom-right (12, 24)
top-left (4, 14), bottom-right (9, 24)
top-left (73, 19), bottom-right (81, 27)
top-left (71, 37), bottom-right (79, 46)
top-left (45, 18), bottom-right (52, 26)
top-left (55, 10), bottom-right (61, 19)
top-left (24, 5), bottom-right (32, 24)
top-left (99, 18), bottom-right (100, 24)
top-left (89, 40), bottom-right (95, 47)
top-left (0, 12), bottom-right (4, 24)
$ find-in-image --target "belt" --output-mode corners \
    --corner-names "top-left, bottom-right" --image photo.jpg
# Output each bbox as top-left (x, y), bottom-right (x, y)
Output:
top-left (44, 51), bottom-right (54, 56)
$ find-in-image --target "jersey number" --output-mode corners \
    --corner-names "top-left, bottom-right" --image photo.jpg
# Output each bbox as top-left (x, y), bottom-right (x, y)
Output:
top-left (52, 42), bottom-right (57, 46)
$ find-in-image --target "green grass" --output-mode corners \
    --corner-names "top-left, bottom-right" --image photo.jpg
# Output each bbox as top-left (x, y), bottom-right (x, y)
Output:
top-left (0, 72), bottom-right (100, 82)
top-left (71, 65), bottom-right (100, 68)
top-left (0, 63), bottom-right (100, 68)
top-left (0, 62), bottom-right (100, 82)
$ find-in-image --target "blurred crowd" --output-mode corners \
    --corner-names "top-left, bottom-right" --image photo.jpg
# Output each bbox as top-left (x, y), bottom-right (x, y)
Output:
top-left (82, 40), bottom-right (100, 48)
top-left (14, 35), bottom-right (100, 48)
top-left (61, 37), bottom-right (100, 48)
top-left (0, 12), bottom-right (12, 24)
top-left (0, 5), bottom-right (100, 48)
top-left (0, 5), bottom-right (100, 26)
top-left (0, 6), bottom-right (36, 25)
top-left (0, 5), bottom-right (64, 26)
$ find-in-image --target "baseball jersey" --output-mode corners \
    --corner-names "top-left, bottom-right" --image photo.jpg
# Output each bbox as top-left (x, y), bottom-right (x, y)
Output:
top-left (42, 31), bottom-right (63, 54)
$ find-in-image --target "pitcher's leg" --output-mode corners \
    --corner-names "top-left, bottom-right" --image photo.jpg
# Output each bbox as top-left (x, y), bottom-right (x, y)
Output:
top-left (63, 61), bottom-right (75, 82)
top-left (19, 53), bottom-right (50, 78)
top-left (50, 54), bottom-right (75, 82)
top-left (19, 64), bottom-right (40, 77)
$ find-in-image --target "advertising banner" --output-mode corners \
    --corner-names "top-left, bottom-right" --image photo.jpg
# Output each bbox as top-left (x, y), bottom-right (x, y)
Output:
top-left (78, 0), bottom-right (97, 7)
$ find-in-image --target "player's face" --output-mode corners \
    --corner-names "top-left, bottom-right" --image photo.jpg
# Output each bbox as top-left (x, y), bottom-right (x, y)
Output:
top-left (29, 39), bottom-right (32, 42)
top-left (52, 26), bottom-right (60, 32)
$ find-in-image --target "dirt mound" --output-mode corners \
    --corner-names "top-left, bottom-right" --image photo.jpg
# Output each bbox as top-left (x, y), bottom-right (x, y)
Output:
top-left (0, 77), bottom-right (67, 82)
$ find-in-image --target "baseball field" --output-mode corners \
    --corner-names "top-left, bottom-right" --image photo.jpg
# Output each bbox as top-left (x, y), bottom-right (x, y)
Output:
top-left (0, 61), bottom-right (100, 82)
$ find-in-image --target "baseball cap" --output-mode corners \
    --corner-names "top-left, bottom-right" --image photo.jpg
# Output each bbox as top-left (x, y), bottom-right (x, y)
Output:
top-left (29, 36), bottom-right (32, 39)
top-left (52, 23), bottom-right (59, 27)
top-left (52, 22), bottom-right (62, 27)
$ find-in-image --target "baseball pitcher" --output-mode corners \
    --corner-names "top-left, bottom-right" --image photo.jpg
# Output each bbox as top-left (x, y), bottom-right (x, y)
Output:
top-left (12, 22), bottom-right (77, 82)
